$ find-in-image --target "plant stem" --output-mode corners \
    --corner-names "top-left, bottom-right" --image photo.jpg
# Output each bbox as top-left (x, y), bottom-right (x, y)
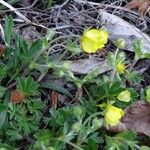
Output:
top-left (66, 141), bottom-right (83, 150)
top-left (0, 0), bottom-right (31, 23)
top-left (129, 56), bottom-right (138, 71)
top-left (75, 85), bottom-right (83, 103)
top-left (111, 48), bottom-right (119, 81)
top-left (114, 48), bottom-right (119, 59)
top-left (83, 111), bottom-right (103, 126)
top-left (110, 69), bottom-right (116, 81)
top-left (59, 138), bottom-right (83, 150)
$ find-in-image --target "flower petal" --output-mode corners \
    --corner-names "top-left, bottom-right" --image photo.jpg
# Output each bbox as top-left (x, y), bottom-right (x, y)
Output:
top-left (80, 29), bottom-right (108, 53)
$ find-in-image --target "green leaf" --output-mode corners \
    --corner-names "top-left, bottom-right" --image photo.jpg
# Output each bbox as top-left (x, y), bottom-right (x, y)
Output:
top-left (17, 76), bottom-right (39, 96)
top-left (140, 146), bottom-right (150, 150)
top-left (89, 133), bottom-right (104, 144)
top-left (0, 64), bottom-right (7, 80)
top-left (0, 92), bottom-right (10, 129)
top-left (125, 71), bottom-right (143, 85)
top-left (42, 38), bottom-right (49, 49)
top-left (34, 129), bottom-right (53, 149)
top-left (90, 81), bottom-right (125, 102)
top-left (116, 131), bottom-right (137, 141)
top-left (4, 15), bottom-right (14, 46)
top-left (82, 69), bottom-right (100, 83)
top-left (66, 38), bottom-right (81, 54)
top-left (105, 131), bottom-right (138, 150)
top-left (40, 82), bottom-right (73, 98)
top-left (0, 86), bottom-right (6, 98)
top-left (86, 139), bottom-right (98, 150)
top-left (132, 39), bottom-right (143, 60)
top-left (0, 104), bottom-right (7, 112)
top-left (29, 40), bottom-right (42, 57)
top-left (45, 29), bottom-right (55, 41)
top-left (0, 143), bottom-right (14, 150)
top-left (142, 53), bottom-right (150, 59)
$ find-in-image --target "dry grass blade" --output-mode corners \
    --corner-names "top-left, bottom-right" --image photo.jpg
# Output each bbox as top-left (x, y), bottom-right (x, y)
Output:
top-left (0, 0), bottom-right (31, 23)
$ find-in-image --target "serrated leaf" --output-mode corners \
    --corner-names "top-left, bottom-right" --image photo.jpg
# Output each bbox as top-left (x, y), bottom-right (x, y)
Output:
top-left (17, 76), bottom-right (39, 96)
top-left (105, 131), bottom-right (138, 150)
top-left (29, 40), bottom-right (42, 57)
top-left (90, 81), bottom-right (125, 102)
top-left (116, 131), bottom-right (137, 141)
top-left (125, 71), bottom-right (143, 85)
top-left (132, 39), bottom-right (143, 60)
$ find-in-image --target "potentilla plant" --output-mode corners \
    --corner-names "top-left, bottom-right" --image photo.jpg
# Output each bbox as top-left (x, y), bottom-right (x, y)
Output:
top-left (0, 16), bottom-right (149, 150)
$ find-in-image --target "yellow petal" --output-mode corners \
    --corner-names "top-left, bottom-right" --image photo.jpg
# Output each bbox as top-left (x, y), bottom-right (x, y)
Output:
top-left (105, 110), bottom-right (121, 126)
top-left (99, 29), bottom-right (108, 43)
top-left (80, 29), bottom-right (108, 53)
top-left (105, 105), bottom-right (124, 126)
top-left (117, 62), bottom-right (126, 74)
top-left (84, 29), bottom-right (102, 41)
top-left (80, 36), bottom-right (98, 53)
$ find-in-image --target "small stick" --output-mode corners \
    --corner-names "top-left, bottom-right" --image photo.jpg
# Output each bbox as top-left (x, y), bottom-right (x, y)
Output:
top-left (0, 0), bottom-right (31, 23)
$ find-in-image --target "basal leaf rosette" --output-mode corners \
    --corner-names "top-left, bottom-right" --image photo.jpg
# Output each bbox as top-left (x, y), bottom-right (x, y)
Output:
top-left (80, 29), bottom-right (108, 53)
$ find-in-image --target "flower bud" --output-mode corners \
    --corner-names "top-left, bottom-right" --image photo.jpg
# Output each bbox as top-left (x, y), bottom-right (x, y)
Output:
top-left (29, 62), bottom-right (38, 70)
top-left (115, 38), bottom-right (125, 49)
top-left (54, 70), bottom-right (65, 78)
top-left (146, 87), bottom-right (150, 103)
top-left (72, 122), bottom-right (81, 132)
top-left (117, 90), bottom-right (131, 102)
top-left (92, 118), bottom-right (103, 129)
top-left (73, 105), bottom-right (83, 118)
top-left (62, 62), bottom-right (70, 70)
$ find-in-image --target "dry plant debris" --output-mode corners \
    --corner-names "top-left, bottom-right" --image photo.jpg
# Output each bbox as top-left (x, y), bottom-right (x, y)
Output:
top-left (126, 0), bottom-right (150, 17)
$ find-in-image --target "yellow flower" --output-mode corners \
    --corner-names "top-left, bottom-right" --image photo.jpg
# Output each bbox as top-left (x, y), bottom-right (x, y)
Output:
top-left (105, 105), bottom-right (124, 126)
top-left (117, 62), bottom-right (126, 74)
top-left (117, 90), bottom-right (131, 102)
top-left (80, 29), bottom-right (108, 53)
